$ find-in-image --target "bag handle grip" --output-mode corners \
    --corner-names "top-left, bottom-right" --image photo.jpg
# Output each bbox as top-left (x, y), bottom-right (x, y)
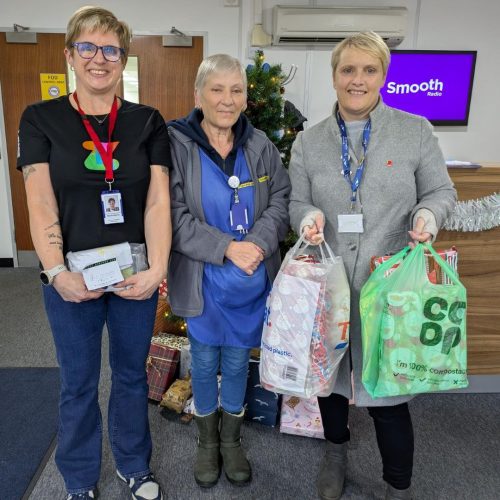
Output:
top-left (422, 242), bottom-right (462, 287)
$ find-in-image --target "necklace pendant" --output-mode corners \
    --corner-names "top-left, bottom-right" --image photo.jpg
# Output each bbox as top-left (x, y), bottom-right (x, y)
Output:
top-left (92, 114), bottom-right (109, 125)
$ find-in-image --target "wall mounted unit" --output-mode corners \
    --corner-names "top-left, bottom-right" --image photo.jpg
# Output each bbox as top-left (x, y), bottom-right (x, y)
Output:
top-left (272, 6), bottom-right (407, 47)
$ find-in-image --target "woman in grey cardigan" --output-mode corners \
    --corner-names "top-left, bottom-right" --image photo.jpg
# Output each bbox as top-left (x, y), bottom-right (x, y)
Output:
top-left (288, 32), bottom-right (456, 500)
top-left (168, 54), bottom-right (290, 489)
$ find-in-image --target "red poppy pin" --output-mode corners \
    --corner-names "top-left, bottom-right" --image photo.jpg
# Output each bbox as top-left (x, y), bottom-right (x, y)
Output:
top-left (386, 160), bottom-right (393, 167)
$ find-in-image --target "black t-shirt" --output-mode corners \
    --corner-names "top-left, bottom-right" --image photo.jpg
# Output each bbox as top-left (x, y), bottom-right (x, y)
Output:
top-left (17, 96), bottom-right (170, 254)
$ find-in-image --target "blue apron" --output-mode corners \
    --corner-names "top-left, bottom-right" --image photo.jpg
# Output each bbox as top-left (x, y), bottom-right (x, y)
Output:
top-left (187, 147), bottom-right (269, 348)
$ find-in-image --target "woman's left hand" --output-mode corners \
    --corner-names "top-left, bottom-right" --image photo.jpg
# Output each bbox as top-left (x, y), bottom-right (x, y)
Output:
top-left (113, 268), bottom-right (164, 301)
top-left (408, 216), bottom-right (432, 248)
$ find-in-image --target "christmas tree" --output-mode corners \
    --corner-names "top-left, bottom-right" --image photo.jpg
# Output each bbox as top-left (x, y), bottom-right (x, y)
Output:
top-left (245, 50), bottom-right (296, 168)
top-left (246, 50), bottom-right (301, 251)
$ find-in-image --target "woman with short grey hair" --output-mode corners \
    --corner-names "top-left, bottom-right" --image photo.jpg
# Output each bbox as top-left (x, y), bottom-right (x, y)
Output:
top-left (168, 53), bottom-right (290, 489)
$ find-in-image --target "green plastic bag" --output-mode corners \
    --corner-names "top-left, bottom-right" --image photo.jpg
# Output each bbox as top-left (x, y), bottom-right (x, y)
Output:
top-left (360, 243), bottom-right (468, 397)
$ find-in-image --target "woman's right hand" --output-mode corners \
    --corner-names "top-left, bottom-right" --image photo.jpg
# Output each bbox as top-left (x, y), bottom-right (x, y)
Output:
top-left (53, 271), bottom-right (104, 303)
top-left (224, 241), bottom-right (264, 275)
top-left (303, 213), bottom-right (325, 245)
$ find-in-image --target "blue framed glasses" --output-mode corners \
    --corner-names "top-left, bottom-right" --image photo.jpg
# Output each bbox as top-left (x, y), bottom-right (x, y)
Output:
top-left (72, 42), bottom-right (124, 62)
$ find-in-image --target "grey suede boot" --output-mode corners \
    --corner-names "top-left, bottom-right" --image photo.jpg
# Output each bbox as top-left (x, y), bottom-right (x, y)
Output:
top-left (317, 441), bottom-right (348, 500)
top-left (219, 409), bottom-right (252, 485)
top-left (193, 410), bottom-right (221, 488)
top-left (385, 484), bottom-right (412, 500)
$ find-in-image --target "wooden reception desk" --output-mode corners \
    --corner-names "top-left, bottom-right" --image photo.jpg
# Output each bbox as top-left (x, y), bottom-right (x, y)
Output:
top-left (435, 163), bottom-right (500, 374)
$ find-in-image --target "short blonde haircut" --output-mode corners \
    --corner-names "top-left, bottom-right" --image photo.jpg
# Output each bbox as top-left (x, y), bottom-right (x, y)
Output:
top-left (194, 54), bottom-right (247, 96)
top-left (331, 31), bottom-right (391, 76)
top-left (65, 6), bottom-right (132, 65)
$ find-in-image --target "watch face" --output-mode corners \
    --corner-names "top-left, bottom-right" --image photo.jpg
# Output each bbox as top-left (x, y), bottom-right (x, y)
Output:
top-left (40, 271), bottom-right (51, 285)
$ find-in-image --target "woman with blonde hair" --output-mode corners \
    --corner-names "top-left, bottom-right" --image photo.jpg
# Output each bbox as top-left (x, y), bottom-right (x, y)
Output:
top-left (18, 6), bottom-right (170, 499)
top-left (289, 32), bottom-right (456, 499)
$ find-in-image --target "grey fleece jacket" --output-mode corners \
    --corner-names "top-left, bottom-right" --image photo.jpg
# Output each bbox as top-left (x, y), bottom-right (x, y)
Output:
top-left (289, 100), bottom-right (457, 407)
top-left (167, 126), bottom-right (291, 318)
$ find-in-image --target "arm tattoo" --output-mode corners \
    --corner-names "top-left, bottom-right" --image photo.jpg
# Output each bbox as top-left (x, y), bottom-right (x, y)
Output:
top-left (46, 222), bottom-right (63, 252)
top-left (44, 221), bottom-right (60, 231)
top-left (160, 166), bottom-right (169, 176)
top-left (49, 241), bottom-right (63, 251)
top-left (22, 165), bottom-right (37, 182)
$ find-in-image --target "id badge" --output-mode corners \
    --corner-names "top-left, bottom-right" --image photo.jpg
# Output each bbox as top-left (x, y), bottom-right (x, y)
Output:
top-left (338, 213), bottom-right (364, 233)
top-left (101, 190), bottom-right (124, 225)
top-left (230, 202), bottom-right (249, 233)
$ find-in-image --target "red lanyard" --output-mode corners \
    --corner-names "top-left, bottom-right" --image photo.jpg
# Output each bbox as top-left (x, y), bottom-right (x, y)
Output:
top-left (73, 92), bottom-right (118, 185)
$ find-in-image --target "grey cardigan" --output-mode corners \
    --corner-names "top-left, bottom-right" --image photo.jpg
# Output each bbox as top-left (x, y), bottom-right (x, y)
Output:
top-left (167, 126), bottom-right (291, 318)
top-left (289, 101), bottom-right (457, 407)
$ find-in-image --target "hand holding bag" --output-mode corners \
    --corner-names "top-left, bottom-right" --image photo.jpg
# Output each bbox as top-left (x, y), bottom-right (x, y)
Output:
top-left (260, 234), bottom-right (350, 398)
top-left (360, 243), bottom-right (468, 397)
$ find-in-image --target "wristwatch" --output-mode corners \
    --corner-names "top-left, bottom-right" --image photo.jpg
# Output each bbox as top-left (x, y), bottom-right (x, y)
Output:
top-left (40, 264), bottom-right (68, 286)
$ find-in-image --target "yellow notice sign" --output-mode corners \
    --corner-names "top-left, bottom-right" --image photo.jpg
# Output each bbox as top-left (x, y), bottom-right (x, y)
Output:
top-left (40, 73), bottom-right (67, 100)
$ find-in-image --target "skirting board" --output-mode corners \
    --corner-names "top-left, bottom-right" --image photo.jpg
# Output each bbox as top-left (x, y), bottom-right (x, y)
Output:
top-left (17, 251), bottom-right (38, 268)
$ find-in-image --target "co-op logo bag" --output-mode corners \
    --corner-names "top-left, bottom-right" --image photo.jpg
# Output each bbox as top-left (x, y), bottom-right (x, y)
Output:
top-left (360, 243), bottom-right (468, 398)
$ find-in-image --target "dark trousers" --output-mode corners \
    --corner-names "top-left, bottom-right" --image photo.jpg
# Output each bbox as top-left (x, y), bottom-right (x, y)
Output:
top-left (318, 392), bottom-right (414, 490)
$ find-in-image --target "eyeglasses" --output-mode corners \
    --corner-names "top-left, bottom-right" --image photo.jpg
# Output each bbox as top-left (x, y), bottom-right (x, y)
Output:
top-left (72, 42), bottom-right (124, 62)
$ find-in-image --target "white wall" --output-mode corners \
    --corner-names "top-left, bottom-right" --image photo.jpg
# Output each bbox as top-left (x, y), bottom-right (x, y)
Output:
top-left (0, 95), bottom-right (15, 260)
top-left (1, 0), bottom-right (499, 260)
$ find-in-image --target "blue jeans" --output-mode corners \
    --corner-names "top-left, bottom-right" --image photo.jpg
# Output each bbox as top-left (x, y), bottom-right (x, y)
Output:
top-left (43, 286), bottom-right (158, 494)
top-left (189, 334), bottom-right (251, 416)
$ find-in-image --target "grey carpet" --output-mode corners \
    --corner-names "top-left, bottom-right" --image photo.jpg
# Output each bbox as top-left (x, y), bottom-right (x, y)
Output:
top-left (1, 268), bottom-right (499, 500)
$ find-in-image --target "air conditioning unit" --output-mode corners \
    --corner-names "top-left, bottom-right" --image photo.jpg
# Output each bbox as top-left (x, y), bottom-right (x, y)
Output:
top-left (272, 6), bottom-right (407, 47)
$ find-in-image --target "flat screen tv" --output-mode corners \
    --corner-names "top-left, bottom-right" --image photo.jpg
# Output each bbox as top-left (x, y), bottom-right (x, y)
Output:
top-left (380, 50), bottom-right (477, 126)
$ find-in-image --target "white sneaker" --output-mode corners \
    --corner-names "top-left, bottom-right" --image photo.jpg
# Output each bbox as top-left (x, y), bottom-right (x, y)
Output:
top-left (117, 470), bottom-right (164, 500)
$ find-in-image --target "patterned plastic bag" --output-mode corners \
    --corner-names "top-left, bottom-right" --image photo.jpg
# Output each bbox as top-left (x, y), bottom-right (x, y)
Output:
top-left (260, 234), bottom-right (350, 398)
top-left (360, 243), bottom-right (468, 397)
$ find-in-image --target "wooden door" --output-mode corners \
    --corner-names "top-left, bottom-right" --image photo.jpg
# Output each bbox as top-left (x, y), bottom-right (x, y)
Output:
top-left (129, 35), bottom-right (203, 121)
top-left (0, 33), bottom-right (203, 260)
top-left (0, 33), bottom-right (67, 258)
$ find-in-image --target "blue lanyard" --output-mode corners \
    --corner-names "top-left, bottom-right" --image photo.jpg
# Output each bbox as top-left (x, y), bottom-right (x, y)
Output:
top-left (336, 111), bottom-right (371, 209)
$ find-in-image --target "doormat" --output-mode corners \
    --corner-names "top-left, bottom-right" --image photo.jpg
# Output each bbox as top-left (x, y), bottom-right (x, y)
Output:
top-left (0, 367), bottom-right (60, 500)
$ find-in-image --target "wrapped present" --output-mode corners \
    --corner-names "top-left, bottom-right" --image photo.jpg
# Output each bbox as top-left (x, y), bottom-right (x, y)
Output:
top-left (370, 247), bottom-right (458, 284)
top-left (153, 297), bottom-right (188, 337)
top-left (158, 278), bottom-right (168, 298)
top-left (146, 334), bottom-right (187, 401)
top-left (152, 333), bottom-right (189, 350)
top-left (160, 377), bottom-right (192, 413)
top-left (280, 395), bottom-right (324, 439)
top-left (152, 297), bottom-right (169, 337)
top-left (244, 359), bottom-right (281, 427)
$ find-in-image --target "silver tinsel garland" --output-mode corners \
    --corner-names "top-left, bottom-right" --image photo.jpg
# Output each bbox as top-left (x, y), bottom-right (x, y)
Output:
top-left (443, 193), bottom-right (500, 232)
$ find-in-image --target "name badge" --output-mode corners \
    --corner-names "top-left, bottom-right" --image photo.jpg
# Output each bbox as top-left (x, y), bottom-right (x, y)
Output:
top-left (101, 190), bottom-right (124, 225)
top-left (338, 213), bottom-right (364, 233)
top-left (230, 202), bottom-right (249, 233)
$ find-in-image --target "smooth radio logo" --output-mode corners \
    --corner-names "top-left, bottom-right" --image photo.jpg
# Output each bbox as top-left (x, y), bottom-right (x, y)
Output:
top-left (386, 78), bottom-right (444, 96)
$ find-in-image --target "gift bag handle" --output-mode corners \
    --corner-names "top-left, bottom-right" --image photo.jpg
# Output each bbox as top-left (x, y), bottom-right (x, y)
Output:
top-left (423, 242), bottom-right (462, 287)
top-left (288, 232), bottom-right (338, 265)
top-left (369, 245), bottom-right (412, 280)
top-left (318, 239), bottom-right (337, 262)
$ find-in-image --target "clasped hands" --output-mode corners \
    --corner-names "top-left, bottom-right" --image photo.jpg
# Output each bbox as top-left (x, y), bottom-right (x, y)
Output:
top-left (225, 240), bottom-right (265, 275)
top-left (54, 267), bottom-right (165, 303)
